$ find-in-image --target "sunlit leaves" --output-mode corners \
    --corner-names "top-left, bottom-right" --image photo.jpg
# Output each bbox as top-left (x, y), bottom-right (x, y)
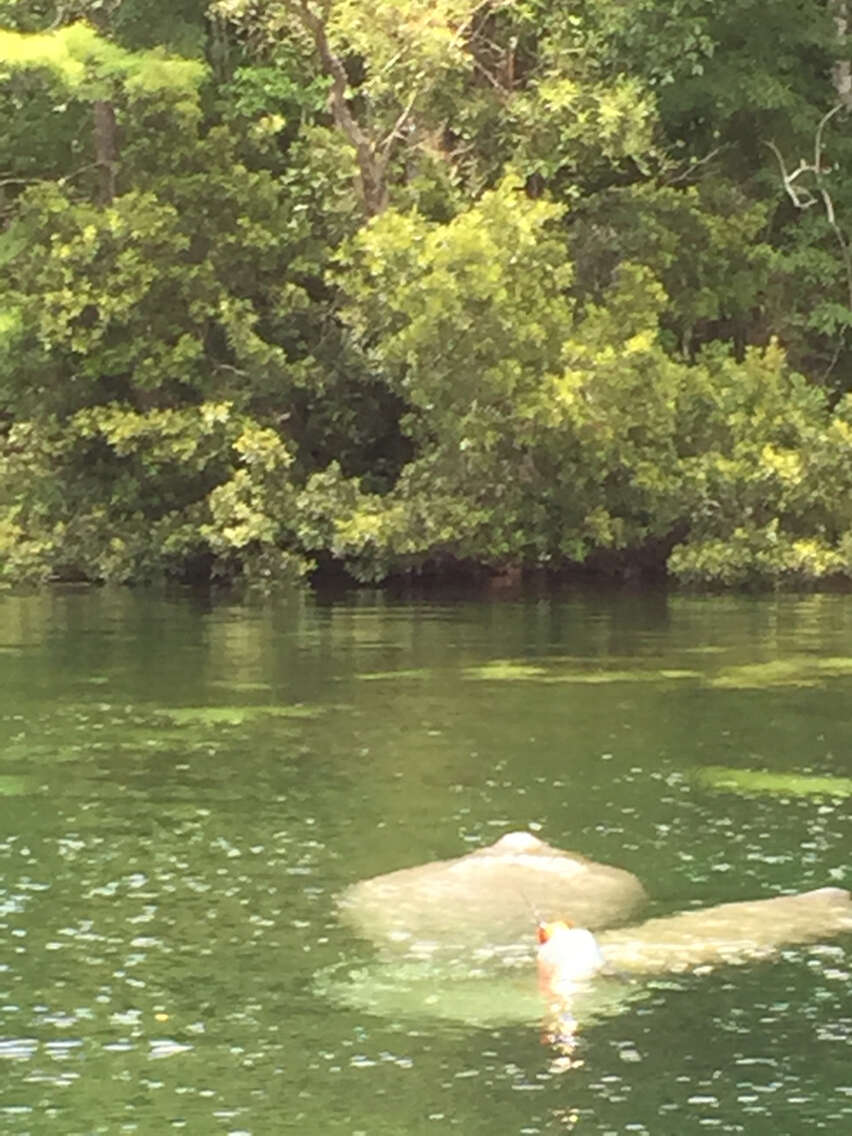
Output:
top-left (667, 342), bottom-right (852, 585)
top-left (669, 529), bottom-right (846, 588)
top-left (3, 5), bottom-right (852, 587)
top-left (0, 22), bottom-right (205, 108)
top-left (1, 187), bottom-right (209, 406)
top-left (318, 184), bottom-right (691, 577)
top-left (512, 73), bottom-right (656, 179)
top-left (340, 176), bottom-right (571, 419)
top-left (329, 0), bottom-right (482, 94)
top-left (0, 403), bottom-right (305, 586)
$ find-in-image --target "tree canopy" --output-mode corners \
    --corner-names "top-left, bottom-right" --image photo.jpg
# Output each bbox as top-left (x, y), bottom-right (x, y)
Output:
top-left (2, 1), bottom-right (852, 588)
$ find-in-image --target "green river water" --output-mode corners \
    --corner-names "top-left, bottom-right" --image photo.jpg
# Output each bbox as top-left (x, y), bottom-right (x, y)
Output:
top-left (0, 587), bottom-right (850, 1134)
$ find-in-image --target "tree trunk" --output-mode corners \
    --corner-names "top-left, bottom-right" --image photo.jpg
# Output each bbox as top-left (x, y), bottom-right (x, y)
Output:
top-left (93, 99), bottom-right (118, 204)
top-left (288, 0), bottom-right (388, 217)
top-left (831, 0), bottom-right (852, 109)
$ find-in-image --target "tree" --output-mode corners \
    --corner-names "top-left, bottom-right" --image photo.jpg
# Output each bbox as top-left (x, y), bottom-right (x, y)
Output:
top-left (4, 3), bottom-right (852, 589)
top-left (0, 23), bottom-right (204, 202)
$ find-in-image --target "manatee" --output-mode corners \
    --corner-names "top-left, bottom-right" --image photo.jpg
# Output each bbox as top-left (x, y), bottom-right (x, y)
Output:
top-left (601, 886), bottom-right (852, 975)
top-left (328, 836), bottom-right (852, 1031)
top-left (338, 831), bottom-right (647, 958)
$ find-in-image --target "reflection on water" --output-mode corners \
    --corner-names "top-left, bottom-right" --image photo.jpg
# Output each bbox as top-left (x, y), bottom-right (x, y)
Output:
top-left (0, 587), bottom-right (851, 1132)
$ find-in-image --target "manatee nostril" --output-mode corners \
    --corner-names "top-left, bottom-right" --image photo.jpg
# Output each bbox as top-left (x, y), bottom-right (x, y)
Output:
top-left (494, 831), bottom-right (545, 853)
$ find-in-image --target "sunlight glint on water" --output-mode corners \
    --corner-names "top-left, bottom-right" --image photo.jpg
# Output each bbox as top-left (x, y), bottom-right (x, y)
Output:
top-left (0, 588), bottom-right (850, 1133)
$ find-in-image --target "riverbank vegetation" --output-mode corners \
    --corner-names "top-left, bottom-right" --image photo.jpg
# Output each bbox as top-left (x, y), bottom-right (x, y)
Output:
top-left (3, 1), bottom-right (852, 588)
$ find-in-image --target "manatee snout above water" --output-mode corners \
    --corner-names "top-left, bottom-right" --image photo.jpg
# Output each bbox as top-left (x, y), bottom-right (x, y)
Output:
top-left (338, 831), bottom-right (647, 957)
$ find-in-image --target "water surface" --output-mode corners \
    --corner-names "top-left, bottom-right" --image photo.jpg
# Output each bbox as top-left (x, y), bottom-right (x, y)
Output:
top-left (1, 588), bottom-right (850, 1133)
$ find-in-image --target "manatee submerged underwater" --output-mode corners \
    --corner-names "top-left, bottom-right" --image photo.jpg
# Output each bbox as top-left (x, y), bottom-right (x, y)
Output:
top-left (321, 832), bottom-right (852, 1033)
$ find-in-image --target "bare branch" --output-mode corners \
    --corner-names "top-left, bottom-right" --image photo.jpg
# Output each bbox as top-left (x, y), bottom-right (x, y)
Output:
top-left (284, 0), bottom-right (387, 215)
top-left (379, 86), bottom-right (420, 160)
top-left (284, 0), bottom-right (512, 215)
top-left (0, 176), bottom-right (44, 189)
top-left (820, 336), bottom-right (845, 384)
top-left (814, 103), bottom-right (843, 172)
top-left (831, 0), bottom-right (852, 108)
top-left (661, 146), bottom-right (723, 186)
top-left (58, 162), bottom-right (106, 187)
top-left (1, 161), bottom-right (105, 192)
top-left (471, 57), bottom-right (506, 92)
top-left (764, 140), bottom-right (817, 209)
top-left (214, 362), bottom-right (251, 379)
top-left (766, 108), bottom-right (852, 314)
top-left (447, 0), bottom-right (508, 51)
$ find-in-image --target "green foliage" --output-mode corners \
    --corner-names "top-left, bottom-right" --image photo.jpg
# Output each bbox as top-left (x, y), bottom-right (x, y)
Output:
top-left (339, 178), bottom-right (573, 422)
top-left (0, 169), bottom-right (322, 416)
top-left (2, 186), bottom-right (212, 410)
top-left (570, 181), bottom-right (773, 353)
top-left (0, 0), bottom-right (210, 55)
top-left (222, 64), bottom-right (329, 122)
top-left (666, 345), bottom-right (852, 586)
top-left (3, 8), bottom-right (852, 588)
top-left (328, 0), bottom-right (478, 92)
top-left (0, 23), bottom-right (205, 105)
top-left (511, 73), bottom-right (657, 182)
top-left (307, 183), bottom-right (686, 577)
top-left (0, 402), bottom-right (307, 585)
